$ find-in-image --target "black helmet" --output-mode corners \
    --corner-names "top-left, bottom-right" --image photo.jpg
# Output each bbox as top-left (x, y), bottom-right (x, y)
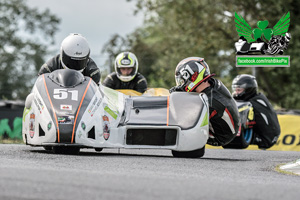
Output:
top-left (175, 57), bottom-right (214, 92)
top-left (232, 74), bottom-right (258, 100)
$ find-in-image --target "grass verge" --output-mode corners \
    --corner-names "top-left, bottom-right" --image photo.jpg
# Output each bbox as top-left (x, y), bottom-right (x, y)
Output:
top-left (0, 137), bottom-right (24, 144)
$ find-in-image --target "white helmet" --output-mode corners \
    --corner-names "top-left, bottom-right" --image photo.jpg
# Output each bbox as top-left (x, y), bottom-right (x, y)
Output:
top-left (60, 33), bottom-right (90, 72)
top-left (114, 52), bottom-right (138, 82)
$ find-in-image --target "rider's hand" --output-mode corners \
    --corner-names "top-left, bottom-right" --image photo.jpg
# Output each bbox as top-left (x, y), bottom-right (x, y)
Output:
top-left (169, 86), bottom-right (184, 93)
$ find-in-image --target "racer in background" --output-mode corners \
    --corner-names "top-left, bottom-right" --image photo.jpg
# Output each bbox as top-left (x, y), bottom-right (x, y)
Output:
top-left (170, 57), bottom-right (240, 146)
top-left (102, 52), bottom-right (147, 93)
top-left (38, 33), bottom-right (101, 84)
top-left (232, 74), bottom-right (280, 149)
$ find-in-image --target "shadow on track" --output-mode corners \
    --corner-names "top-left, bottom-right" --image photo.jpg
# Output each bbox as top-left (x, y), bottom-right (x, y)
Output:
top-left (27, 148), bottom-right (251, 162)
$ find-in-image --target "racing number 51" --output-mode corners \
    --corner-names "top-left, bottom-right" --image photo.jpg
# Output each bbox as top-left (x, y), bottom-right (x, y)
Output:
top-left (53, 89), bottom-right (78, 101)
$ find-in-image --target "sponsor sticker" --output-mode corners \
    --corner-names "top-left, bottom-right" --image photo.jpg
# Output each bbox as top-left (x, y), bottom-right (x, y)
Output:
top-left (37, 97), bottom-right (44, 110)
top-left (121, 59), bottom-right (131, 65)
top-left (81, 122), bottom-right (86, 131)
top-left (33, 98), bottom-right (42, 114)
top-left (57, 116), bottom-right (74, 124)
top-left (29, 113), bottom-right (35, 138)
top-left (47, 122), bottom-right (52, 131)
top-left (88, 97), bottom-right (99, 114)
top-left (90, 99), bottom-right (101, 117)
top-left (60, 105), bottom-right (72, 111)
top-left (78, 130), bottom-right (82, 138)
top-left (102, 115), bottom-right (110, 140)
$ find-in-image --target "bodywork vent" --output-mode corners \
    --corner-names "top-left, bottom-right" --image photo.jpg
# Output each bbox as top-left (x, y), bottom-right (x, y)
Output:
top-left (87, 126), bottom-right (95, 139)
top-left (126, 128), bottom-right (177, 146)
top-left (39, 124), bottom-right (45, 137)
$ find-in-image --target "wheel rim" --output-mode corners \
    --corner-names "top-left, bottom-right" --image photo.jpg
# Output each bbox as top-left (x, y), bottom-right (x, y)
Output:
top-left (244, 128), bottom-right (253, 144)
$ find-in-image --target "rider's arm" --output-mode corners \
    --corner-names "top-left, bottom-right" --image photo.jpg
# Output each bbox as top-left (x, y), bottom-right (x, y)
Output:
top-left (38, 63), bottom-right (52, 75)
top-left (85, 58), bottom-right (100, 85)
top-left (102, 73), bottom-right (116, 89)
top-left (38, 55), bottom-right (59, 76)
top-left (134, 74), bottom-right (147, 93)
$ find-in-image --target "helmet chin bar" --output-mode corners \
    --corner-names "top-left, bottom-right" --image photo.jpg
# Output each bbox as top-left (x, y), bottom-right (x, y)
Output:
top-left (61, 62), bottom-right (85, 73)
top-left (117, 74), bottom-right (136, 82)
top-left (185, 74), bottom-right (216, 92)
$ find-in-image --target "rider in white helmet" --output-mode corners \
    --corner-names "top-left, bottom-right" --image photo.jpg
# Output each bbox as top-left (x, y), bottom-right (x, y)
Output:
top-left (38, 33), bottom-right (101, 84)
top-left (102, 52), bottom-right (147, 93)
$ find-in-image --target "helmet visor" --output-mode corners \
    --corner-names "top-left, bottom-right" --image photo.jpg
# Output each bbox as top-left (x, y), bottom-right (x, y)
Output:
top-left (232, 83), bottom-right (246, 91)
top-left (232, 85), bottom-right (245, 94)
top-left (175, 75), bottom-right (185, 87)
top-left (232, 84), bottom-right (246, 99)
top-left (62, 51), bottom-right (88, 71)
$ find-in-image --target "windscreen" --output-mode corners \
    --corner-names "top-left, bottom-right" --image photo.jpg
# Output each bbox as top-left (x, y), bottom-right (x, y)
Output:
top-left (48, 69), bottom-right (85, 87)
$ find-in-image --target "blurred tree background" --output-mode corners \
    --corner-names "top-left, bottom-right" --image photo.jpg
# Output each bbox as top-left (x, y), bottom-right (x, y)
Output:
top-left (0, 0), bottom-right (299, 109)
top-left (102, 0), bottom-right (300, 109)
top-left (0, 0), bottom-right (60, 100)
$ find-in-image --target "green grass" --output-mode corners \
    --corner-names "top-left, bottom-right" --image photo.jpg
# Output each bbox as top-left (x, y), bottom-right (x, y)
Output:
top-left (0, 137), bottom-right (24, 144)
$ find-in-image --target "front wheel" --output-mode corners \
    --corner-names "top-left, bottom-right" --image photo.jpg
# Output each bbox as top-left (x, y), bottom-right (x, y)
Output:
top-left (95, 148), bottom-right (103, 152)
top-left (43, 146), bottom-right (52, 151)
top-left (172, 146), bottom-right (205, 158)
top-left (52, 146), bottom-right (80, 155)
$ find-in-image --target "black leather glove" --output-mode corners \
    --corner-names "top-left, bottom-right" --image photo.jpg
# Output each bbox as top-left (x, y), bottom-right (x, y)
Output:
top-left (169, 86), bottom-right (184, 93)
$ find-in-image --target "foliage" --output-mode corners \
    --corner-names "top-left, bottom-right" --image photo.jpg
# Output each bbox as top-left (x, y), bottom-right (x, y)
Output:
top-left (103, 0), bottom-right (300, 109)
top-left (0, 0), bottom-right (60, 100)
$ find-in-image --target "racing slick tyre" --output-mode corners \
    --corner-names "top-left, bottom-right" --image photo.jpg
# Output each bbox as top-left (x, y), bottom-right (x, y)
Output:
top-left (52, 146), bottom-right (80, 155)
top-left (171, 146), bottom-right (205, 158)
top-left (94, 148), bottom-right (103, 152)
top-left (43, 146), bottom-right (52, 151)
top-left (222, 128), bottom-right (253, 149)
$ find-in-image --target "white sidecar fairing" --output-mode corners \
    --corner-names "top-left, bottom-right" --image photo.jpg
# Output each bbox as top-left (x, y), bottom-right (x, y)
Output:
top-left (22, 69), bottom-right (209, 153)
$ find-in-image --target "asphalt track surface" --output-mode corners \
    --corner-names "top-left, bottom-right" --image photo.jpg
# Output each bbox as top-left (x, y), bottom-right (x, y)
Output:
top-left (0, 144), bottom-right (300, 200)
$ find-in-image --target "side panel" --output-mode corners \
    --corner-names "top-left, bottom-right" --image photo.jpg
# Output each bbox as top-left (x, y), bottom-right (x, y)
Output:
top-left (75, 84), bottom-right (125, 147)
top-left (176, 93), bottom-right (209, 151)
top-left (22, 78), bottom-right (57, 145)
top-left (126, 96), bottom-right (168, 126)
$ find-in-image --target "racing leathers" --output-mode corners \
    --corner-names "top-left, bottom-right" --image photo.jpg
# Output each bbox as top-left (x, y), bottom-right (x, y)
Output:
top-left (246, 93), bottom-right (281, 149)
top-left (38, 54), bottom-right (101, 84)
top-left (203, 78), bottom-right (240, 146)
top-left (170, 78), bottom-right (240, 146)
top-left (102, 72), bottom-right (147, 93)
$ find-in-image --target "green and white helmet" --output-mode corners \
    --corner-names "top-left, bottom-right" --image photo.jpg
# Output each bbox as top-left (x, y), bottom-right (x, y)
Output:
top-left (114, 52), bottom-right (138, 82)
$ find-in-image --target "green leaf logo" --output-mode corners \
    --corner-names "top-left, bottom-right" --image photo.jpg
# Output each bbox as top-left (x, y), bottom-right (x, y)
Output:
top-left (253, 20), bottom-right (273, 42)
top-left (235, 12), bottom-right (290, 42)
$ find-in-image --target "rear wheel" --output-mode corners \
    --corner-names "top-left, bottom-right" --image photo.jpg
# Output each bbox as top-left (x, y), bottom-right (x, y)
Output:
top-left (223, 128), bottom-right (253, 149)
top-left (172, 146), bottom-right (205, 158)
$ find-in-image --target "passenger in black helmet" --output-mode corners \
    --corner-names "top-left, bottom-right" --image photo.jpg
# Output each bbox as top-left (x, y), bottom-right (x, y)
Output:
top-left (102, 52), bottom-right (147, 93)
top-left (38, 33), bottom-right (101, 84)
top-left (232, 74), bottom-right (281, 149)
top-left (170, 57), bottom-right (240, 146)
